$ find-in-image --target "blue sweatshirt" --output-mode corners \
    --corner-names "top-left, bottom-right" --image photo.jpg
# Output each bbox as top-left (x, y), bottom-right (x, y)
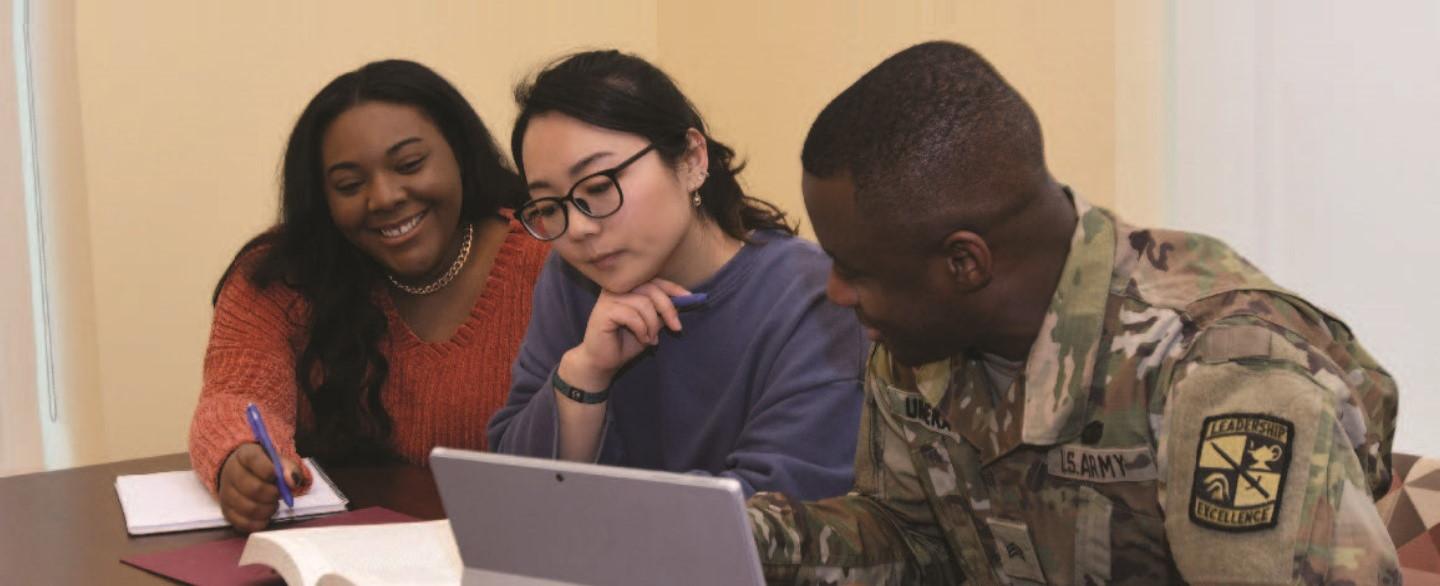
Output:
top-left (487, 230), bottom-right (866, 500)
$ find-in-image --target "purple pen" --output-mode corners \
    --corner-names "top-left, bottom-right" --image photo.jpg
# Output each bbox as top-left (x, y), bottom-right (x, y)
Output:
top-left (246, 403), bottom-right (295, 508)
top-left (670, 293), bottom-right (708, 309)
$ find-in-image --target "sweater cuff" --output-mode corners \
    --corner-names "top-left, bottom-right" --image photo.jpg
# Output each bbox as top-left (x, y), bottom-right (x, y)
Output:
top-left (189, 411), bottom-right (312, 496)
top-left (190, 425), bottom-right (254, 495)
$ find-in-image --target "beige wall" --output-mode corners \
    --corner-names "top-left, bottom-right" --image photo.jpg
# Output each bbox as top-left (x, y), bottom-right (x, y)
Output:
top-left (70, 0), bottom-right (659, 463)
top-left (656, 0), bottom-right (1161, 235)
top-left (1, 0), bottom-right (43, 476)
top-left (5, 0), bottom-right (108, 473)
top-left (1112, 0), bottom-right (1166, 224)
top-left (23, 0), bottom-right (1162, 468)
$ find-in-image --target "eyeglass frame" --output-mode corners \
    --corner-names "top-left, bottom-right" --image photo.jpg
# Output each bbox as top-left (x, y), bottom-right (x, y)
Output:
top-left (516, 143), bottom-right (658, 241)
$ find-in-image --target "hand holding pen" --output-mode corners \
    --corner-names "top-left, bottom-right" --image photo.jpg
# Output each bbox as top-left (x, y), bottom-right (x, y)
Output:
top-left (246, 404), bottom-right (293, 508)
top-left (552, 279), bottom-right (706, 461)
top-left (216, 405), bottom-right (308, 533)
top-left (560, 278), bottom-right (706, 394)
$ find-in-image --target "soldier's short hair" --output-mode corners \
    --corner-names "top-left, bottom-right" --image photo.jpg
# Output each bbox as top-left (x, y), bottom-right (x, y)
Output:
top-left (802, 41), bottom-right (1048, 239)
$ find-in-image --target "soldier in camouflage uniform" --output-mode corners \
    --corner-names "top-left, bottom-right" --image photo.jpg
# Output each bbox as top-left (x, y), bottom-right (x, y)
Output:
top-left (748, 41), bottom-right (1399, 585)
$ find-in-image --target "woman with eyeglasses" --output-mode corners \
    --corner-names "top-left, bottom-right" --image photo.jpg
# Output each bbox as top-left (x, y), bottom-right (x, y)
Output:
top-left (190, 60), bottom-right (549, 532)
top-left (487, 50), bottom-right (865, 500)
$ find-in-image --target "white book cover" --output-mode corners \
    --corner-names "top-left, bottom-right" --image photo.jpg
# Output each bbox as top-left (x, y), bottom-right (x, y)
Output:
top-left (115, 458), bottom-right (348, 535)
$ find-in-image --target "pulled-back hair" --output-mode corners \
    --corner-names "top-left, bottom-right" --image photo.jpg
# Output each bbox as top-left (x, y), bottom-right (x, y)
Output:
top-left (511, 49), bottom-right (793, 240)
top-left (213, 59), bottom-right (524, 464)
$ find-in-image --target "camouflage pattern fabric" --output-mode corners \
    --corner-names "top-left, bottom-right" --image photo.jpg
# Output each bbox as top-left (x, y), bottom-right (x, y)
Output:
top-left (750, 196), bottom-right (1400, 585)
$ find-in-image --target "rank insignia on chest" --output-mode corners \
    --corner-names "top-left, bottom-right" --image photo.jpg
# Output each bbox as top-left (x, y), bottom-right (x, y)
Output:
top-left (984, 518), bottom-right (1046, 583)
top-left (1189, 413), bottom-right (1294, 532)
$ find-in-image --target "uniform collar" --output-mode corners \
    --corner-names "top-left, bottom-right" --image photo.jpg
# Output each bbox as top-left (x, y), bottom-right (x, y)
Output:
top-left (874, 191), bottom-right (1117, 462)
top-left (1016, 193), bottom-right (1115, 446)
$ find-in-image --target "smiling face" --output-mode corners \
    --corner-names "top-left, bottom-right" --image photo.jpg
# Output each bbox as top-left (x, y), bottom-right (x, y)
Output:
top-left (804, 172), bottom-right (986, 366)
top-left (321, 101), bottom-right (465, 281)
top-left (520, 112), bottom-right (699, 293)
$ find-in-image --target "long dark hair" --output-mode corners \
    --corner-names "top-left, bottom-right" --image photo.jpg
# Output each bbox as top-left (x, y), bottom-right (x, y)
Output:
top-left (212, 60), bottom-right (524, 464)
top-left (511, 50), bottom-right (794, 240)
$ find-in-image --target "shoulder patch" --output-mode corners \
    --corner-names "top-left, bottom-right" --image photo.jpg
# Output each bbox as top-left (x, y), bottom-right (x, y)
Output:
top-left (1189, 413), bottom-right (1294, 532)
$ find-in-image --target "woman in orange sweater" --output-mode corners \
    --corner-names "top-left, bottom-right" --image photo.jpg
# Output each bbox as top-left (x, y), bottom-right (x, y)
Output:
top-left (189, 60), bottom-right (548, 532)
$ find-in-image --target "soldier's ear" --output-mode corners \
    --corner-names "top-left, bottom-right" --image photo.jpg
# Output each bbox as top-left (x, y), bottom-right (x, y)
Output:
top-left (942, 230), bottom-right (992, 291)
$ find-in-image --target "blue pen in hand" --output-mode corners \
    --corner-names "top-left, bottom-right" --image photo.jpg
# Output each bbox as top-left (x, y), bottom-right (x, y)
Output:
top-left (245, 403), bottom-right (294, 508)
top-left (670, 293), bottom-right (708, 310)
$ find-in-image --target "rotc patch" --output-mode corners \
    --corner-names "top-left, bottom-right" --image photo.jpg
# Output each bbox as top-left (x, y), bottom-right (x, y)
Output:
top-left (1189, 413), bottom-right (1294, 532)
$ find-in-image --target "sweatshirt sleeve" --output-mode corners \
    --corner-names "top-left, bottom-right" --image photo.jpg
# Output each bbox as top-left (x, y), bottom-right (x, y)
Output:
top-left (711, 278), bottom-right (867, 500)
top-left (188, 265), bottom-right (312, 494)
top-left (487, 252), bottom-right (601, 457)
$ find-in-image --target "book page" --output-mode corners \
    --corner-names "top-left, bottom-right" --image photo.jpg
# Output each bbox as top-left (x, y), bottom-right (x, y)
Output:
top-left (240, 520), bottom-right (461, 586)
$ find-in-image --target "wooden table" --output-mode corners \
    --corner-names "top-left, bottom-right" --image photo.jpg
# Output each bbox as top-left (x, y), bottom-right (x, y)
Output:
top-left (0, 453), bottom-right (444, 584)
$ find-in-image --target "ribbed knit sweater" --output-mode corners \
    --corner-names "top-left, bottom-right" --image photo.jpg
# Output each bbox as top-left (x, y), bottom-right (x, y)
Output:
top-left (188, 220), bottom-right (548, 493)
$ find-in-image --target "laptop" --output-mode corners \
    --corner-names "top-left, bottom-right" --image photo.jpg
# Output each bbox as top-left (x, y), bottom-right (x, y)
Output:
top-left (430, 447), bottom-right (765, 586)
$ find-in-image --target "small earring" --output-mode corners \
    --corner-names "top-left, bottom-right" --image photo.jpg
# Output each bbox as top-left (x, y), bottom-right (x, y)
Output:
top-left (691, 168), bottom-right (709, 208)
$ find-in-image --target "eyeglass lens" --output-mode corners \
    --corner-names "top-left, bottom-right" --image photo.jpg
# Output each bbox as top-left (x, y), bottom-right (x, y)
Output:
top-left (520, 172), bottom-right (623, 240)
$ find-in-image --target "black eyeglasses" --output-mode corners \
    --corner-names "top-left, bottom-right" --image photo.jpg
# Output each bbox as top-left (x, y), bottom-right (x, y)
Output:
top-left (517, 144), bottom-right (657, 241)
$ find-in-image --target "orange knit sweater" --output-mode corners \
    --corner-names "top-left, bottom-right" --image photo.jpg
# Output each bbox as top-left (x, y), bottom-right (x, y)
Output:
top-left (188, 220), bottom-right (548, 493)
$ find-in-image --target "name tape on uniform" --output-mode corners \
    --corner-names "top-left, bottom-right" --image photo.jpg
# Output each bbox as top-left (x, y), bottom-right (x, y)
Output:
top-left (1046, 444), bottom-right (1158, 483)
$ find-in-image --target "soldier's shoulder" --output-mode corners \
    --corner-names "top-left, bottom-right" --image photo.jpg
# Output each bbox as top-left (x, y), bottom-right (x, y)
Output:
top-left (1113, 220), bottom-right (1280, 310)
top-left (1110, 220), bottom-right (1352, 362)
top-left (1163, 317), bottom-right (1363, 432)
top-left (1112, 235), bottom-right (1354, 402)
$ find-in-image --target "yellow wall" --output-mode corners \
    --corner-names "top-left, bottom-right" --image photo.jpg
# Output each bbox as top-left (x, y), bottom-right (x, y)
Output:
top-left (1112, 0), bottom-right (1166, 224)
top-left (31, 0), bottom-right (1162, 467)
top-left (658, 0), bottom-right (1140, 235)
top-left (70, 0), bottom-right (659, 463)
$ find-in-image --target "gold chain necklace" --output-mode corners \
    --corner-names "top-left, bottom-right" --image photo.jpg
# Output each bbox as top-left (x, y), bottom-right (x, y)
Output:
top-left (387, 222), bottom-right (474, 296)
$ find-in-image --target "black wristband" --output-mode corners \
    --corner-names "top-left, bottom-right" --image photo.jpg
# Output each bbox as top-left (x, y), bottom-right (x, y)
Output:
top-left (552, 370), bottom-right (610, 404)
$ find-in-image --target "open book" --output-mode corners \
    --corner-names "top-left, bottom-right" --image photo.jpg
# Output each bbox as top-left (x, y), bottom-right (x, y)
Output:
top-left (238, 519), bottom-right (462, 585)
top-left (115, 458), bottom-right (348, 535)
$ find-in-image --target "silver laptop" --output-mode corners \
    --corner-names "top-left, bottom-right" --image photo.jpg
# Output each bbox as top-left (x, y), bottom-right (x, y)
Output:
top-left (430, 447), bottom-right (765, 586)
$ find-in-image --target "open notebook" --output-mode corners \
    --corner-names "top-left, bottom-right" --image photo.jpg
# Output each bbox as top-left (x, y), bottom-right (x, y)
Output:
top-left (115, 458), bottom-right (348, 535)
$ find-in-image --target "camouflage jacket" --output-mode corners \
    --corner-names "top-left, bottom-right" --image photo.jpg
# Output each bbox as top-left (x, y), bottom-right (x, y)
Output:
top-left (749, 198), bottom-right (1399, 585)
